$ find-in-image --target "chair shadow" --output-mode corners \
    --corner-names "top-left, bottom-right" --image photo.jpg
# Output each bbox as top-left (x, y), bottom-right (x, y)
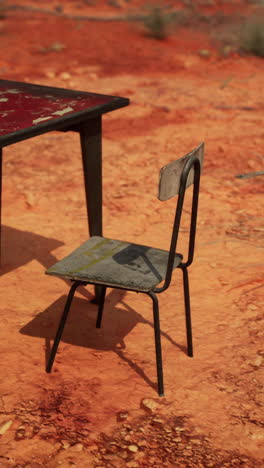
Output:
top-left (0, 225), bottom-right (92, 300)
top-left (113, 245), bottom-right (163, 282)
top-left (20, 289), bottom-right (186, 393)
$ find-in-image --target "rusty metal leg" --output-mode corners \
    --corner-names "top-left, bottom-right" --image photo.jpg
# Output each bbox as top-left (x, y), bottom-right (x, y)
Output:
top-left (79, 117), bottom-right (103, 303)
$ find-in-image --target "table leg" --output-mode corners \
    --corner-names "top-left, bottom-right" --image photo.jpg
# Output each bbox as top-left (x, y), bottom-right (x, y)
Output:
top-left (80, 116), bottom-right (102, 237)
top-left (79, 116), bottom-right (102, 303)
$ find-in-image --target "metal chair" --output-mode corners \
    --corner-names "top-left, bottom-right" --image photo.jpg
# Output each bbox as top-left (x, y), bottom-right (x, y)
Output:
top-left (45, 142), bottom-right (204, 396)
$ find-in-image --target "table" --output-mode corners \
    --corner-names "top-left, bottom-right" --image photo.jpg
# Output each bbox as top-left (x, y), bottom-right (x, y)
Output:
top-left (0, 79), bottom-right (129, 298)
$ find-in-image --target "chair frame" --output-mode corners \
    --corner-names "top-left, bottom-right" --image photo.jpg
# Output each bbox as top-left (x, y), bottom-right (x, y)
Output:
top-left (46, 151), bottom-right (202, 397)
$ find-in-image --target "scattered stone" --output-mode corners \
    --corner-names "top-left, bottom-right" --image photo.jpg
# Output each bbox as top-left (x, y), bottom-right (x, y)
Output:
top-left (61, 440), bottom-right (71, 449)
top-left (218, 277), bottom-right (229, 286)
top-left (123, 423), bottom-right (132, 430)
top-left (164, 427), bottom-right (172, 433)
top-left (117, 411), bottom-right (129, 422)
top-left (215, 383), bottom-right (234, 393)
top-left (141, 398), bottom-right (158, 412)
top-left (0, 420), bottom-right (13, 435)
top-left (250, 356), bottom-right (263, 368)
top-left (59, 72), bottom-right (72, 80)
top-left (138, 427), bottom-right (146, 433)
top-left (152, 418), bottom-right (164, 427)
top-left (72, 443), bottom-right (84, 451)
top-left (250, 431), bottom-right (264, 440)
top-left (174, 426), bottom-right (185, 432)
top-left (25, 192), bottom-right (36, 208)
top-left (128, 444), bottom-right (138, 452)
top-left (126, 461), bottom-right (139, 467)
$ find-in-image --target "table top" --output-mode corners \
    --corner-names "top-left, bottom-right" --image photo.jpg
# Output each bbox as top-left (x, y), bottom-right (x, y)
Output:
top-left (0, 79), bottom-right (129, 147)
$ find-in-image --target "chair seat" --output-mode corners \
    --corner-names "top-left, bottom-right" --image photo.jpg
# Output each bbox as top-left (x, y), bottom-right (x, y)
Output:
top-left (46, 236), bottom-right (183, 292)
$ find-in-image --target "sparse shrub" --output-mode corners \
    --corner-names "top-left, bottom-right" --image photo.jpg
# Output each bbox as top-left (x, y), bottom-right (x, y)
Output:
top-left (240, 19), bottom-right (264, 57)
top-left (139, 4), bottom-right (184, 40)
top-left (107, 0), bottom-right (121, 8)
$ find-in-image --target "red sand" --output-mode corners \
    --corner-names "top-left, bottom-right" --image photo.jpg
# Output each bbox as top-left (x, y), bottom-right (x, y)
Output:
top-left (0, 1), bottom-right (263, 467)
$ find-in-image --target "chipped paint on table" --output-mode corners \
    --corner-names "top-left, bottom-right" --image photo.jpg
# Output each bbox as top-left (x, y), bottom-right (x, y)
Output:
top-left (0, 81), bottom-right (118, 138)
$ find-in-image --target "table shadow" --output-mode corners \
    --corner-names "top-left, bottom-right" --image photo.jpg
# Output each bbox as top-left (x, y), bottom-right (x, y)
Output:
top-left (0, 225), bottom-right (92, 299)
top-left (20, 290), bottom-right (185, 393)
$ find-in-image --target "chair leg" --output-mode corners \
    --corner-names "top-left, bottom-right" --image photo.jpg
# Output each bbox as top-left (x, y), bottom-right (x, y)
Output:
top-left (148, 291), bottom-right (164, 397)
top-left (181, 267), bottom-right (193, 357)
top-left (96, 285), bottom-right (107, 328)
top-left (46, 281), bottom-right (81, 373)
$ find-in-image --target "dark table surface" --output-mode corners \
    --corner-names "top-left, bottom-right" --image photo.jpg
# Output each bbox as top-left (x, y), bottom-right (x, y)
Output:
top-left (0, 79), bottom-right (129, 147)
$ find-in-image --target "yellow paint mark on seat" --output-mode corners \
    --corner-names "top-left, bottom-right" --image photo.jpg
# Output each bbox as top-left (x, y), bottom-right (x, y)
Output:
top-left (69, 241), bottom-right (124, 274)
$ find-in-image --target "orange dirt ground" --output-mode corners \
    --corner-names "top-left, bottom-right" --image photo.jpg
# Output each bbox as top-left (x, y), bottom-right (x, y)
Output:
top-left (0, 1), bottom-right (263, 467)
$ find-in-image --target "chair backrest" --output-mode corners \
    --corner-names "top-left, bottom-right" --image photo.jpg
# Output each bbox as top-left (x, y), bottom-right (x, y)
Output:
top-left (158, 143), bottom-right (204, 201)
top-left (155, 142), bottom-right (204, 293)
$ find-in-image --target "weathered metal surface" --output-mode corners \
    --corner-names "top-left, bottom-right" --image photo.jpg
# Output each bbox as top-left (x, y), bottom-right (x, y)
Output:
top-left (46, 236), bottom-right (182, 292)
top-left (158, 142), bottom-right (204, 201)
top-left (0, 79), bottom-right (129, 147)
